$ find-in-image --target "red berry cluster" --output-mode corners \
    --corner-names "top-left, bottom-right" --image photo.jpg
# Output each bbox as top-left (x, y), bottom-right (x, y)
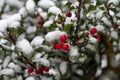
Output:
top-left (53, 34), bottom-right (70, 51)
top-left (28, 65), bottom-right (49, 74)
top-left (34, 12), bottom-right (43, 25)
top-left (85, 27), bottom-right (101, 41)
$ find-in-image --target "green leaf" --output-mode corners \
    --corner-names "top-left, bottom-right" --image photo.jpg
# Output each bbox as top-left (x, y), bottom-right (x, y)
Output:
top-left (64, 1), bottom-right (72, 7)
top-left (88, 5), bottom-right (96, 12)
top-left (83, 0), bottom-right (91, 5)
top-left (64, 24), bottom-right (73, 35)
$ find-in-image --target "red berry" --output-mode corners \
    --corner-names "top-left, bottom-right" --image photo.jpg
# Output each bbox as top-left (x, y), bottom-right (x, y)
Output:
top-left (85, 32), bottom-right (89, 37)
top-left (44, 67), bottom-right (49, 72)
top-left (60, 34), bottom-right (67, 42)
top-left (35, 69), bottom-right (41, 74)
top-left (57, 21), bottom-right (62, 24)
top-left (39, 65), bottom-right (45, 70)
top-left (95, 35), bottom-right (101, 40)
top-left (34, 12), bottom-right (39, 18)
top-left (90, 27), bottom-right (97, 34)
top-left (66, 11), bottom-right (72, 17)
top-left (62, 43), bottom-right (69, 51)
top-left (37, 20), bottom-right (43, 25)
top-left (28, 66), bottom-right (34, 73)
top-left (53, 42), bottom-right (63, 49)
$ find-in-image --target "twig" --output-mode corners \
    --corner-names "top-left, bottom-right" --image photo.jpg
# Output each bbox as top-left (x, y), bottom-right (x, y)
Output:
top-left (75, 0), bottom-right (82, 34)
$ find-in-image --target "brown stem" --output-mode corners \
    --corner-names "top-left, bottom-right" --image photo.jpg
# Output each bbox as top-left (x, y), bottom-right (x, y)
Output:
top-left (75, 0), bottom-right (82, 34)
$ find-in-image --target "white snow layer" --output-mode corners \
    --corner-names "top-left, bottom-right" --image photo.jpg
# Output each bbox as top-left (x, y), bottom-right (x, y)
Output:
top-left (10, 21), bottom-right (20, 28)
top-left (7, 13), bottom-right (21, 26)
top-left (18, 7), bottom-right (28, 17)
top-left (43, 20), bottom-right (53, 27)
top-left (38, 0), bottom-right (55, 9)
top-left (59, 61), bottom-right (67, 75)
top-left (0, 68), bottom-right (14, 76)
top-left (26, 77), bottom-right (35, 80)
top-left (33, 58), bottom-right (50, 67)
top-left (96, 25), bottom-right (105, 32)
top-left (45, 30), bottom-right (62, 42)
top-left (31, 36), bottom-right (44, 48)
top-left (16, 39), bottom-right (33, 55)
top-left (26, 0), bottom-right (35, 13)
top-left (48, 6), bottom-right (62, 15)
top-left (69, 46), bottom-right (79, 57)
top-left (111, 31), bottom-right (118, 40)
top-left (89, 36), bottom-right (97, 43)
top-left (2, 56), bottom-right (11, 68)
top-left (0, 20), bottom-right (8, 33)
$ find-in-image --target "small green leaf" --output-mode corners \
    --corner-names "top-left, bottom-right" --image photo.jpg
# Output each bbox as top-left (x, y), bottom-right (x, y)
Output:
top-left (88, 5), bottom-right (96, 12)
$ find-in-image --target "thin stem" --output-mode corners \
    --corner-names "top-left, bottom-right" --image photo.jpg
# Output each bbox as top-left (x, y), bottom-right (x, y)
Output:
top-left (75, 0), bottom-right (82, 34)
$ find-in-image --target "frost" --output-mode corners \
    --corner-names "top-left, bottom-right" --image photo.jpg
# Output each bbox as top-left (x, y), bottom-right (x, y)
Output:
top-left (59, 61), bottom-right (67, 75)
top-left (31, 36), bottom-right (44, 48)
top-left (43, 20), bottom-right (53, 27)
top-left (26, 77), bottom-right (35, 80)
top-left (48, 6), bottom-right (62, 15)
top-left (16, 39), bottom-right (33, 55)
top-left (26, 0), bottom-right (35, 13)
top-left (111, 31), bottom-right (118, 40)
top-left (45, 30), bottom-right (62, 42)
top-left (38, 0), bottom-right (55, 9)
top-left (0, 68), bottom-right (14, 76)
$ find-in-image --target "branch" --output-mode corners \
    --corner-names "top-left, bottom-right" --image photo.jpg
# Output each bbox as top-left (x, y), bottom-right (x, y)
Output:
top-left (75, 0), bottom-right (82, 34)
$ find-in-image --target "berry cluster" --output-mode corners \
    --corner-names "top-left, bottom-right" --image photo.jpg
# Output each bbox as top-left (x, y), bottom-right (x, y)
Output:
top-left (53, 34), bottom-right (70, 51)
top-left (34, 12), bottom-right (43, 25)
top-left (85, 27), bottom-right (101, 41)
top-left (28, 65), bottom-right (49, 74)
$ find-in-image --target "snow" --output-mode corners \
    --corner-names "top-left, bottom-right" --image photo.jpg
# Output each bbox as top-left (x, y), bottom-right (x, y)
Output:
top-left (89, 36), bottom-right (97, 43)
top-left (6, 0), bottom-right (24, 8)
top-left (2, 56), bottom-right (11, 68)
top-left (31, 36), bottom-right (44, 48)
top-left (17, 76), bottom-right (23, 80)
top-left (0, 68), bottom-right (14, 76)
top-left (40, 12), bottom-right (48, 20)
top-left (75, 69), bottom-right (84, 76)
top-left (38, 0), bottom-right (55, 9)
top-left (8, 62), bottom-right (16, 68)
top-left (47, 68), bottom-right (57, 76)
top-left (26, 26), bottom-right (37, 34)
top-left (26, 0), bottom-right (35, 14)
top-left (18, 7), bottom-right (28, 17)
top-left (16, 39), bottom-right (33, 55)
top-left (111, 31), bottom-right (118, 40)
top-left (7, 13), bottom-right (21, 26)
top-left (101, 17), bottom-right (112, 26)
top-left (45, 30), bottom-right (62, 42)
top-left (96, 25), bottom-right (105, 32)
top-left (101, 55), bottom-right (107, 68)
top-left (0, 20), bottom-right (8, 33)
top-left (86, 44), bottom-right (96, 51)
top-left (95, 10), bottom-right (104, 19)
top-left (43, 20), bottom-right (53, 27)
top-left (69, 46), bottom-right (79, 56)
top-left (26, 77), bottom-right (35, 80)
top-left (48, 6), bottom-right (62, 15)
top-left (59, 61), bottom-right (67, 75)
top-left (14, 65), bottom-right (22, 73)
top-left (33, 58), bottom-right (50, 67)
top-left (10, 21), bottom-right (20, 28)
